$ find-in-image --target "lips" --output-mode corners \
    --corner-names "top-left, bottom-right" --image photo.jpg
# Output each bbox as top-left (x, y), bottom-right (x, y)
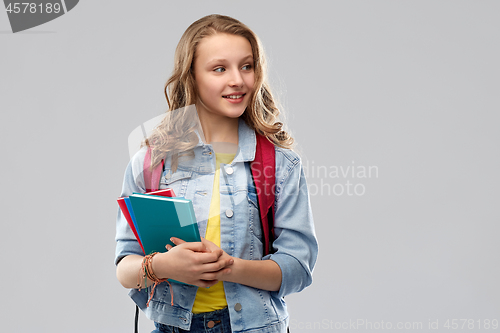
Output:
top-left (222, 93), bottom-right (246, 104)
top-left (223, 93), bottom-right (246, 99)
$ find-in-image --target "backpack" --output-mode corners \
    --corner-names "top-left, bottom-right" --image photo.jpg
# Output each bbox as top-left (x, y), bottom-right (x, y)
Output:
top-left (143, 133), bottom-right (276, 255)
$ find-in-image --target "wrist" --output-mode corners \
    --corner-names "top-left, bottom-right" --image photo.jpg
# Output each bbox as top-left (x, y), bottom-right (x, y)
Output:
top-left (151, 252), bottom-right (168, 280)
top-left (223, 256), bottom-right (242, 283)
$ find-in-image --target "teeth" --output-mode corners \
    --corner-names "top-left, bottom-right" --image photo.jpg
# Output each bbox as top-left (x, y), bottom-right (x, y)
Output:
top-left (224, 95), bottom-right (243, 99)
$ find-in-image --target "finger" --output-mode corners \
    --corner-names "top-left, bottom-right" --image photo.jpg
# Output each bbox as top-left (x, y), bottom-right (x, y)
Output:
top-left (202, 258), bottom-right (234, 272)
top-left (195, 251), bottom-right (225, 264)
top-left (170, 237), bottom-right (186, 245)
top-left (165, 244), bottom-right (173, 251)
top-left (198, 240), bottom-right (224, 257)
top-left (199, 238), bottom-right (212, 253)
top-left (200, 268), bottom-right (231, 281)
top-left (180, 241), bottom-right (208, 253)
top-left (201, 238), bottom-right (218, 250)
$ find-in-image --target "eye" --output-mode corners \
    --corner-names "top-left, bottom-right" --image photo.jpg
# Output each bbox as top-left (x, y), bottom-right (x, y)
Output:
top-left (214, 67), bottom-right (225, 73)
top-left (242, 64), bottom-right (252, 71)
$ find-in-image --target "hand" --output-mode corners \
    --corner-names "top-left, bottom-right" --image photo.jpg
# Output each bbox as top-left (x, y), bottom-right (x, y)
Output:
top-left (199, 238), bottom-right (234, 275)
top-left (170, 237), bottom-right (235, 283)
top-left (152, 237), bottom-right (233, 288)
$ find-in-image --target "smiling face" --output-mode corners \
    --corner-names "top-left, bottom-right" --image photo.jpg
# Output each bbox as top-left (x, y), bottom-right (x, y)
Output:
top-left (193, 33), bottom-right (255, 121)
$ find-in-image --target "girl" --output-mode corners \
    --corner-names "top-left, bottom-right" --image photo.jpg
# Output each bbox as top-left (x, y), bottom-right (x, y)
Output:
top-left (115, 14), bottom-right (318, 333)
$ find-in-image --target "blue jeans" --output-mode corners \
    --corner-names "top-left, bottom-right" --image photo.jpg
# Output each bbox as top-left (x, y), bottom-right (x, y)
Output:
top-left (153, 307), bottom-right (232, 333)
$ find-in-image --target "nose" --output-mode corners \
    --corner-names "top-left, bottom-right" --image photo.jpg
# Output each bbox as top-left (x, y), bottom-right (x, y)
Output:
top-left (228, 68), bottom-right (244, 87)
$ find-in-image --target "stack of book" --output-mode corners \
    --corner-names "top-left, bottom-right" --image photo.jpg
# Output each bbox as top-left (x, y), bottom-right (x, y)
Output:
top-left (117, 189), bottom-right (201, 255)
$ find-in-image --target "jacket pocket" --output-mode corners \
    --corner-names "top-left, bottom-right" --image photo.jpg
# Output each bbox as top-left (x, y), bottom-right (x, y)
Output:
top-left (159, 170), bottom-right (193, 197)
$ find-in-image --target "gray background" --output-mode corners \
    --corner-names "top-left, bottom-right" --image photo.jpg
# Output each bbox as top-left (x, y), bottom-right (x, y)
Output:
top-left (1, 1), bottom-right (499, 332)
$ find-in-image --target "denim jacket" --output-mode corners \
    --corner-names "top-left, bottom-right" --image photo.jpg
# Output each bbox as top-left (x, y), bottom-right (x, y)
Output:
top-left (115, 118), bottom-right (318, 332)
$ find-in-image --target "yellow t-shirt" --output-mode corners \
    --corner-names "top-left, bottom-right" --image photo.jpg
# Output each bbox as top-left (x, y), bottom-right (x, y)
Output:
top-left (192, 152), bottom-right (235, 314)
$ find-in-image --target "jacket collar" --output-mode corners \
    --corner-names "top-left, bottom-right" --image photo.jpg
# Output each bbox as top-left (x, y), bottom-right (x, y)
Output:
top-left (234, 117), bottom-right (256, 163)
top-left (194, 117), bottom-right (256, 163)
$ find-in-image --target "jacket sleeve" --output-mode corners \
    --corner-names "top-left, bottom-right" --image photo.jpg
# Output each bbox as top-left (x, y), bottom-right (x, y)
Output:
top-left (114, 148), bottom-right (148, 265)
top-left (264, 150), bottom-right (319, 299)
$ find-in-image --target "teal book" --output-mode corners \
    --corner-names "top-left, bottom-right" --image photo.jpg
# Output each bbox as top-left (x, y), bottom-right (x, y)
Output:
top-left (128, 193), bottom-right (201, 256)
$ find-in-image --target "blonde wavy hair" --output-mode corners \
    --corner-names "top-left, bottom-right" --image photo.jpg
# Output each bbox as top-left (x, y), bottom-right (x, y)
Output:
top-left (145, 14), bottom-right (294, 171)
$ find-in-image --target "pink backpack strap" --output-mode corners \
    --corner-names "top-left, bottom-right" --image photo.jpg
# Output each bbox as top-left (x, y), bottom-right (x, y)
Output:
top-left (250, 133), bottom-right (276, 255)
top-left (143, 147), bottom-right (164, 193)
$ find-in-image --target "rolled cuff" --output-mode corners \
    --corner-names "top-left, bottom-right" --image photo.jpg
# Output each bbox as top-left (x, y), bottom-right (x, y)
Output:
top-left (267, 252), bottom-right (313, 299)
top-left (115, 239), bottom-right (144, 265)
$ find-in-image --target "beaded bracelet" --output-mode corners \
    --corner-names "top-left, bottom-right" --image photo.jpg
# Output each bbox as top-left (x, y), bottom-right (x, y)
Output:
top-left (137, 252), bottom-right (173, 307)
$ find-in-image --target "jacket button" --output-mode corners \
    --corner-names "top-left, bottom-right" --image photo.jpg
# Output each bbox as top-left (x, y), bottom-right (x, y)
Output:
top-left (234, 303), bottom-right (242, 312)
top-left (225, 209), bottom-right (234, 218)
top-left (226, 166), bottom-right (234, 175)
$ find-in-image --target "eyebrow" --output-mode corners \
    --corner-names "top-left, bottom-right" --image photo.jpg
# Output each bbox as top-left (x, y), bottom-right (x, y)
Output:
top-left (206, 54), bottom-right (254, 65)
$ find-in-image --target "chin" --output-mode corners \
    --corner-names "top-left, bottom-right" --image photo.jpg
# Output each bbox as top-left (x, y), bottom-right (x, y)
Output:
top-left (219, 104), bottom-right (247, 119)
top-left (229, 109), bottom-right (247, 119)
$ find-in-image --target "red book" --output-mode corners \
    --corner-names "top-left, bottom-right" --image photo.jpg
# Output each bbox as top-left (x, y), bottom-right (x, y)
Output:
top-left (117, 197), bottom-right (145, 254)
top-left (146, 188), bottom-right (175, 198)
top-left (117, 188), bottom-right (176, 254)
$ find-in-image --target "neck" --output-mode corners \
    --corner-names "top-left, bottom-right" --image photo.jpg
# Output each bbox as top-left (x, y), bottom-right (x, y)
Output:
top-left (196, 104), bottom-right (239, 145)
